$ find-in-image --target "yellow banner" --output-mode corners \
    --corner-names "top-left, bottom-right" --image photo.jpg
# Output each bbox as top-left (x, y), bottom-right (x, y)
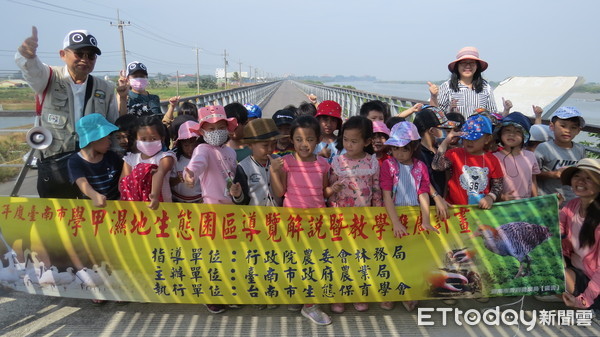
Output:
top-left (0, 195), bottom-right (563, 304)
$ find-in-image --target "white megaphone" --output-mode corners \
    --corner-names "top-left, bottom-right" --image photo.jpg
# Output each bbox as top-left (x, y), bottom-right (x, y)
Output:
top-left (26, 126), bottom-right (53, 150)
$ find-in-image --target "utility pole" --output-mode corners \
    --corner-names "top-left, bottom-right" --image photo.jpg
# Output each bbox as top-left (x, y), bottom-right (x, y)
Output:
top-left (223, 49), bottom-right (228, 89)
top-left (238, 59), bottom-right (242, 87)
top-left (195, 47), bottom-right (201, 94)
top-left (176, 70), bottom-right (179, 96)
top-left (248, 65), bottom-right (253, 84)
top-left (110, 9), bottom-right (130, 71)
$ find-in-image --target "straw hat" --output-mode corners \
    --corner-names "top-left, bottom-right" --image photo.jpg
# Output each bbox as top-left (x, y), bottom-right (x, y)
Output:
top-left (560, 158), bottom-right (600, 186)
top-left (241, 118), bottom-right (287, 143)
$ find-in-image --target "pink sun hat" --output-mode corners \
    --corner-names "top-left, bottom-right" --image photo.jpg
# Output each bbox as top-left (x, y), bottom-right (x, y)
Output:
top-left (448, 46), bottom-right (489, 72)
top-left (384, 121), bottom-right (421, 147)
top-left (177, 121), bottom-right (200, 140)
top-left (373, 121), bottom-right (390, 136)
top-left (190, 105), bottom-right (238, 134)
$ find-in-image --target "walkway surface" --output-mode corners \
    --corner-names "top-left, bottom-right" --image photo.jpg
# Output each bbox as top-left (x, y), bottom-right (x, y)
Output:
top-left (0, 287), bottom-right (599, 336)
top-left (1, 87), bottom-right (600, 336)
top-left (261, 81), bottom-right (309, 118)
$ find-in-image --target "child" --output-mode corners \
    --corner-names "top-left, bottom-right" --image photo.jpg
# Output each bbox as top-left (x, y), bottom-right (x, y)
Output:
top-left (183, 105), bottom-right (237, 314)
top-left (380, 121), bottom-right (440, 312)
top-left (535, 107), bottom-right (586, 203)
top-left (372, 121), bottom-right (391, 165)
top-left (184, 105), bottom-right (238, 206)
top-left (170, 121), bottom-right (203, 203)
top-left (113, 114), bottom-right (138, 156)
top-left (313, 100), bottom-right (343, 162)
top-left (225, 102), bottom-right (251, 162)
top-left (68, 113), bottom-right (123, 207)
top-left (432, 115), bottom-right (503, 209)
top-left (558, 159), bottom-right (600, 311)
top-left (328, 116), bottom-right (382, 314)
top-left (272, 109), bottom-right (296, 157)
top-left (270, 115), bottom-right (337, 325)
top-left (229, 118), bottom-right (285, 206)
top-left (493, 111), bottom-right (540, 200)
top-left (244, 103), bottom-right (262, 121)
top-left (526, 124), bottom-right (552, 152)
top-left (120, 115), bottom-right (175, 210)
top-left (359, 100), bottom-right (390, 122)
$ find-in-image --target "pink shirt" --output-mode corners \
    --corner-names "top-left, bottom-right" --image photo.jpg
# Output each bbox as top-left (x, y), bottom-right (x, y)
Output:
top-left (561, 198), bottom-right (600, 308)
top-left (328, 154), bottom-right (382, 207)
top-left (185, 144), bottom-right (236, 205)
top-left (493, 150), bottom-right (540, 200)
top-left (282, 154), bottom-right (329, 208)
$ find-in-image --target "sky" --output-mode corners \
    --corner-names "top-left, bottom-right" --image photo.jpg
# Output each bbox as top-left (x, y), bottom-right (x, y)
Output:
top-left (1, 0), bottom-right (599, 82)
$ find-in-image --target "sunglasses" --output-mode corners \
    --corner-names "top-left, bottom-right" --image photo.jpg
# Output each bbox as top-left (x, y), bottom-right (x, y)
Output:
top-left (67, 49), bottom-right (97, 60)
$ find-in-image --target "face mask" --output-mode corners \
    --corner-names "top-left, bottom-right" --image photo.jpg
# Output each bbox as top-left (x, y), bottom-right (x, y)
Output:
top-left (203, 129), bottom-right (229, 146)
top-left (136, 140), bottom-right (162, 156)
top-left (129, 78), bottom-right (149, 91)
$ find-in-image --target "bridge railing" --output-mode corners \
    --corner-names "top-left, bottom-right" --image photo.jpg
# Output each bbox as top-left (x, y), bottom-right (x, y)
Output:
top-left (159, 81), bottom-right (282, 113)
top-left (290, 80), bottom-right (427, 119)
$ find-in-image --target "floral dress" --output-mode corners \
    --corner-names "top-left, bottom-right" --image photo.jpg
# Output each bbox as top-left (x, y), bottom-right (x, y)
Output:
top-left (328, 154), bottom-right (383, 207)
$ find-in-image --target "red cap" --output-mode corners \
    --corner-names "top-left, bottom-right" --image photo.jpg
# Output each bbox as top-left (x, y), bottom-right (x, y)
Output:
top-left (315, 100), bottom-right (342, 120)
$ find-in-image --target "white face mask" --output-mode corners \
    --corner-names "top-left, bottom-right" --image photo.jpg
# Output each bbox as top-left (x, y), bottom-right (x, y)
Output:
top-left (136, 140), bottom-right (162, 156)
top-left (129, 78), bottom-right (149, 91)
top-left (203, 129), bottom-right (229, 146)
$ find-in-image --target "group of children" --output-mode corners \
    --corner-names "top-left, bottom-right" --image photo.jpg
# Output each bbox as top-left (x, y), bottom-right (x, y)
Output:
top-left (65, 94), bottom-right (596, 324)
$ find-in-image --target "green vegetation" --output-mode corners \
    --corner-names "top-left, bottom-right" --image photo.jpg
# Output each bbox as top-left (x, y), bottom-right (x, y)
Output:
top-left (0, 132), bottom-right (29, 183)
top-left (581, 132), bottom-right (600, 159)
top-left (0, 87), bottom-right (36, 110)
top-left (303, 80), bottom-right (324, 85)
top-left (333, 84), bottom-right (357, 90)
top-left (575, 83), bottom-right (600, 93)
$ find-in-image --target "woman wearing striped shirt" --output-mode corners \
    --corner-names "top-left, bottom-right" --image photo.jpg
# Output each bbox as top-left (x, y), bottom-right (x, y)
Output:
top-left (429, 46), bottom-right (511, 119)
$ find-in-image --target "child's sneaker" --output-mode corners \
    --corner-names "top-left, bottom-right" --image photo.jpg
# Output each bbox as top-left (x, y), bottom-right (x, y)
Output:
top-left (301, 305), bottom-right (332, 325)
top-left (330, 303), bottom-right (345, 313)
top-left (353, 302), bottom-right (369, 312)
top-left (380, 301), bottom-right (395, 310)
top-left (287, 304), bottom-right (303, 311)
top-left (205, 304), bottom-right (226, 314)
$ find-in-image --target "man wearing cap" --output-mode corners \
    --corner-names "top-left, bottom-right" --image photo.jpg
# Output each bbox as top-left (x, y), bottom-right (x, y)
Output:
top-left (16, 26), bottom-right (119, 198)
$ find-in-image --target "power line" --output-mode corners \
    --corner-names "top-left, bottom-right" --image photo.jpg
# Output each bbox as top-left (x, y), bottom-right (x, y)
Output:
top-left (7, 0), bottom-right (109, 22)
top-left (30, 0), bottom-right (116, 21)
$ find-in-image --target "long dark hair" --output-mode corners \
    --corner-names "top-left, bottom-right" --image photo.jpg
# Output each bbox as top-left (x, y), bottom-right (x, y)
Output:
top-left (336, 115), bottom-right (374, 154)
top-left (449, 61), bottom-right (486, 93)
top-left (580, 190), bottom-right (600, 248)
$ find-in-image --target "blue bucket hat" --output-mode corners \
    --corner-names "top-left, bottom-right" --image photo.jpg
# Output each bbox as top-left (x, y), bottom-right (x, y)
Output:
top-left (495, 111), bottom-right (532, 143)
top-left (460, 114), bottom-right (493, 141)
top-left (244, 104), bottom-right (262, 119)
top-left (551, 106), bottom-right (586, 127)
top-left (76, 113), bottom-right (118, 148)
top-left (384, 121), bottom-right (421, 147)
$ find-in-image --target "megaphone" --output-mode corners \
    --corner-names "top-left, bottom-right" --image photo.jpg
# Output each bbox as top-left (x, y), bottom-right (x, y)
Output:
top-left (26, 126), bottom-right (53, 150)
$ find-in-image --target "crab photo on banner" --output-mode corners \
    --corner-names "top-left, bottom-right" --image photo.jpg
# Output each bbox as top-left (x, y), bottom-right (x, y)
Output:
top-left (0, 195), bottom-right (562, 304)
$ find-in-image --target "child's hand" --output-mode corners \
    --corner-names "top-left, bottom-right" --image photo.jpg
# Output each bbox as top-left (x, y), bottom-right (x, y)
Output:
top-left (450, 99), bottom-right (459, 113)
top-left (148, 193), bottom-right (159, 210)
top-left (169, 96), bottom-right (180, 107)
top-left (392, 221), bottom-right (408, 238)
top-left (183, 167), bottom-right (195, 186)
top-left (434, 197), bottom-right (450, 221)
top-left (421, 220), bottom-right (440, 234)
top-left (427, 81), bottom-right (438, 97)
top-left (318, 146), bottom-right (331, 159)
top-left (91, 193), bottom-right (107, 208)
top-left (479, 195), bottom-right (494, 209)
top-left (532, 105), bottom-right (543, 118)
top-left (331, 181), bottom-right (344, 193)
top-left (116, 70), bottom-right (129, 97)
top-left (502, 97), bottom-right (513, 112)
top-left (230, 182), bottom-right (242, 198)
top-left (270, 155), bottom-right (284, 172)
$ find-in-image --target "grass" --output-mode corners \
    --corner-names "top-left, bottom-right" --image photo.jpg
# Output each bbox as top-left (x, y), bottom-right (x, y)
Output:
top-left (0, 132), bottom-right (29, 183)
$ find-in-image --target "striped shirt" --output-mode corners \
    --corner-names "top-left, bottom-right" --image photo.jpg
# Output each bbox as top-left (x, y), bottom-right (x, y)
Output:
top-left (393, 163), bottom-right (419, 206)
top-left (437, 80), bottom-right (497, 119)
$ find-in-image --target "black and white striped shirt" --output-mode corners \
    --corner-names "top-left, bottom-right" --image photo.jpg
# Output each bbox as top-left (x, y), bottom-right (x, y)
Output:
top-left (437, 80), bottom-right (497, 119)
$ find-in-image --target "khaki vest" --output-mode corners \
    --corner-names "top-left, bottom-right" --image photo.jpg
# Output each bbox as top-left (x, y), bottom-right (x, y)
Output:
top-left (40, 66), bottom-right (116, 158)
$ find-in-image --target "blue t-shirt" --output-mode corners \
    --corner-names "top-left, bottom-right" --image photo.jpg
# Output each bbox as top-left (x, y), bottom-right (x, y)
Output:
top-left (67, 150), bottom-right (123, 200)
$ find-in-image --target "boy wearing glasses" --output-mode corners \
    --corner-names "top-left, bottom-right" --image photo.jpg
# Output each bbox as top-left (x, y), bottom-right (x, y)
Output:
top-left (16, 26), bottom-right (120, 198)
